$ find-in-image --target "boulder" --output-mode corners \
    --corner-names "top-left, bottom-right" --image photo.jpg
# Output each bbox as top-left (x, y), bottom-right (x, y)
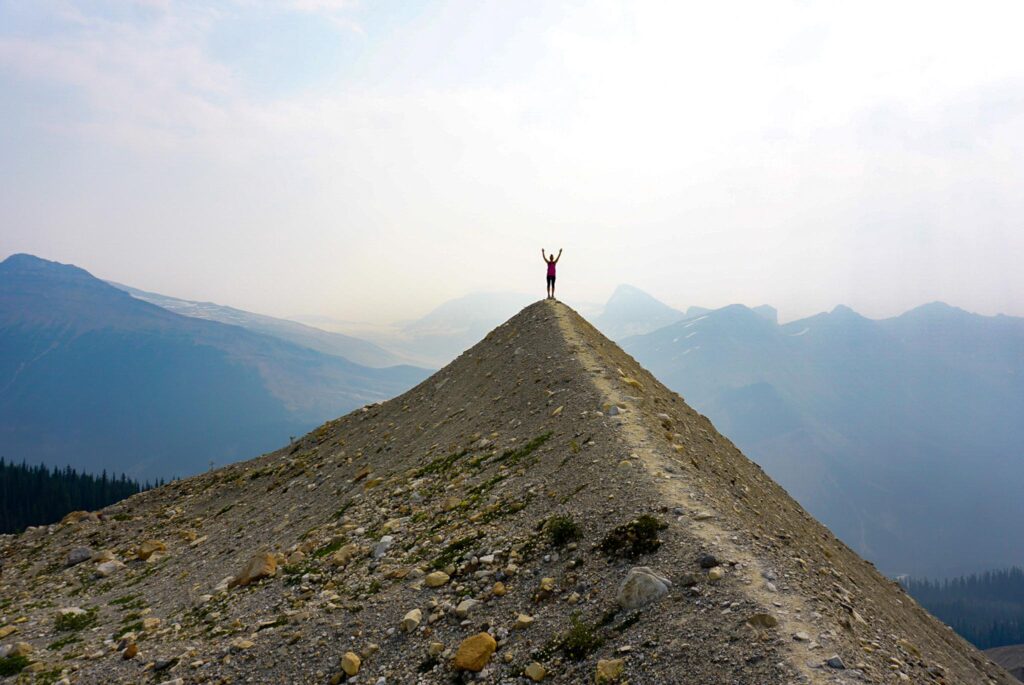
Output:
top-left (95, 560), bottom-right (125, 578)
top-left (617, 567), bottom-right (671, 609)
top-left (136, 540), bottom-right (166, 561)
top-left (453, 632), bottom-right (497, 672)
top-left (329, 543), bottom-right (361, 567)
top-left (229, 552), bottom-right (277, 588)
top-left (595, 658), bottom-right (625, 683)
top-left (341, 651), bottom-right (361, 676)
top-left (524, 661), bottom-right (547, 681)
top-left (65, 546), bottom-right (94, 567)
top-left (424, 571), bottom-right (450, 588)
top-left (400, 608), bottom-right (422, 632)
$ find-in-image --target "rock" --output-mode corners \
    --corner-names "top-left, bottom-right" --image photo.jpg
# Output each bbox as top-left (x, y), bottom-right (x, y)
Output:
top-left (0, 626), bottom-right (16, 639)
top-left (136, 539), bottom-right (166, 561)
top-left (373, 535), bottom-right (394, 558)
top-left (826, 654), bottom-right (846, 669)
top-left (424, 571), bottom-right (450, 587)
top-left (95, 560), bottom-right (125, 578)
top-left (65, 546), bottom-right (94, 567)
top-left (747, 613), bottom-right (778, 629)
top-left (617, 567), bottom-right (671, 609)
top-left (453, 632), bottom-right (497, 672)
top-left (122, 642), bottom-right (138, 660)
top-left (595, 658), bottom-right (625, 683)
top-left (229, 552), bottom-right (277, 588)
top-left (401, 608), bottom-right (422, 632)
top-left (330, 543), bottom-right (361, 567)
top-left (142, 617), bottom-right (161, 632)
top-left (514, 613), bottom-right (535, 629)
top-left (524, 661), bottom-right (547, 681)
top-left (539, 577), bottom-right (556, 592)
top-left (492, 581), bottom-right (507, 596)
top-left (9, 642), bottom-right (33, 657)
top-left (455, 599), bottom-right (480, 618)
top-left (341, 651), bottom-right (361, 676)
top-left (793, 631), bottom-right (811, 642)
top-left (428, 641), bottom-right (445, 656)
top-left (707, 566), bottom-right (724, 582)
top-left (698, 554), bottom-right (718, 569)
top-left (230, 638), bottom-right (255, 651)
top-left (61, 510), bottom-right (93, 524)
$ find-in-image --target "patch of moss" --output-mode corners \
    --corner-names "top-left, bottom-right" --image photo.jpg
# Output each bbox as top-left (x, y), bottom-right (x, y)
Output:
top-left (545, 515), bottom-right (582, 547)
top-left (0, 655), bottom-right (29, 677)
top-left (114, 621), bottom-right (143, 639)
top-left (312, 539), bottom-right (345, 558)
top-left (416, 448), bottom-right (470, 477)
top-left (431, 534), bottom-right (482, 570)
top-left (47, 633), bottom-right (81, 650)
top-left (55, 607), bottom-right (98, 632)
top-left (599, 515), bottom-right (667, 559)
top-left (493, 432), bottom-right (552, 467)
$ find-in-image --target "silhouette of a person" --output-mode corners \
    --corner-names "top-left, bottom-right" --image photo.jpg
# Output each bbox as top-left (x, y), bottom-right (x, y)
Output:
top-left (542, 248), bottom-right (562, 299)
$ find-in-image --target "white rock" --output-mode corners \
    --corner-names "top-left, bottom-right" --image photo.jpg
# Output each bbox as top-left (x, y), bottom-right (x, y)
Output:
top-left (617, 567), bottom-right (672, 609)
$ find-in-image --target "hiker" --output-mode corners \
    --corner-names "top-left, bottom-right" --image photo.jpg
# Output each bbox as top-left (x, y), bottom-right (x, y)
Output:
top-left (542, 248), bottom-right (562, 299)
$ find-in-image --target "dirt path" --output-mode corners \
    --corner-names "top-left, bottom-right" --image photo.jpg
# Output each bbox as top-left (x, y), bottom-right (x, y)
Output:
top-left (551, 299), bottom-right (830, 684)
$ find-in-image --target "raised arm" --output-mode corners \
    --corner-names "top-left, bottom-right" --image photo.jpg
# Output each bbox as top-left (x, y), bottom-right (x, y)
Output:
top-left (554, 248), bottom-right (563, 263)
top-left (541, 248), bottom-right (547, 262)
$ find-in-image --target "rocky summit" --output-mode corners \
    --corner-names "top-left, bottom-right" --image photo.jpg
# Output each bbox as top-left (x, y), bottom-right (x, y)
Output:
top-left (0, 301), bottom-right (1013, 684)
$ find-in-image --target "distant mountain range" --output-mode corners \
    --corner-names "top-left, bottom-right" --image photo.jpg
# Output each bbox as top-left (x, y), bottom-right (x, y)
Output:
top-left (0, 254), bottom-right (428, 480)
top-left (617, 293), bottom-right (1024, 577)
top-left (110, 282), bottom-right (413, 368)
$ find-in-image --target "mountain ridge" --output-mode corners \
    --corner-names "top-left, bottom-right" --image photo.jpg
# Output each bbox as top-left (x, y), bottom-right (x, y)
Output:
top-left (0, 300), bottom-right (1009, 683)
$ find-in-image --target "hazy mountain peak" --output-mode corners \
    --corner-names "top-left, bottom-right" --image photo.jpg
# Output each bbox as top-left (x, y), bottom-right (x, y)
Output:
top-left (595, 283), bottom-right (685, 339)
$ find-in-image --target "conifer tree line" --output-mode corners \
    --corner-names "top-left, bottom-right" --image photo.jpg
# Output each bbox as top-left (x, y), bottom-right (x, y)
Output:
top-left (903, 568), bottom-right (1024, 649)
top-left (0, 458), bottom-right (157, 534)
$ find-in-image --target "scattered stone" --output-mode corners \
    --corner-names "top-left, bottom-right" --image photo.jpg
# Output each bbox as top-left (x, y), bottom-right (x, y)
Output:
top-left (595, 658), bottom-right (625, 683)
top-left (707, 567), bottom-right (724, 582)
top-left (122, 642), bottom-right (138, 660)
top-left (455, 599), bottom-right (480, 618)
top-left (229, 552), bottom-right (277, 588)
top-left (330, 543), bottom-right (361, 567)
top-left (424, 571), bottom-right (450, 587)
top-left (453, 632), bottom-right (497, 672)
top-left (373, 536), bottom-right (394, 558)
top-left (65, 546), bottom-right (94, 567)
top-left (617, 566), bottom-right (671, 609)
top-left (492, 581), bottom-right (507, 596)
top-left (747, 613), bottom-right (778, 629)
top-left (341, 651), bottom-right (361, 676)
top-left (698, 554), bottom-right (718, 569)
top-left (230, 638), bottom-right (254, 652)
top-left (524, 661), bottom-right (547, 681)
top-left (136, 539), bottom-right (166, 561)
top-left (428, 641), bottom-right (445, 656)
top-left (826, 654), bottom-right (846, 669)
top-left (514, 613), bottom-right (535, 629)
top-left (401, 608), bottom-right (422, 632)
top-left (142, 617), bottom-right (161, 632)
top-left (794, 632), bottom-right (811, 642)
top-left (96, 560), bottom-right (125, 577)
top-left (0, 626), bottom-right (16, 639)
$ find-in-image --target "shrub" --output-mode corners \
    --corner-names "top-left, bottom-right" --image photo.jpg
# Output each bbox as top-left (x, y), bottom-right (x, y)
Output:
top-left (0, 655), bottom-right (29, 676)
top-left (545, 515), bottom-right (582, 547)
top-left (55, 607), bottom-right (98, 632)
top-left (599, 515), bottom-right (667, 558)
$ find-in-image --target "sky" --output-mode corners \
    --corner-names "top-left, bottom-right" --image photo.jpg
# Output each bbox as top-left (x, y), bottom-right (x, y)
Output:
top-left (2, 0), bottom-right (1024, 324)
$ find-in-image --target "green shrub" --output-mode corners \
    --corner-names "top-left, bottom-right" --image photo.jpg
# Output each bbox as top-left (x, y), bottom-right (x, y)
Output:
top-left (599, 515), bottom-right (667, 558)
top-left (558, 615), bottom-right (603, 661)
top-left (545, 515), bottom-right (582, 547)
top-left (0, 654), bottom-right (29, 676)
top-left (55, 607), bottom-right (98, 632)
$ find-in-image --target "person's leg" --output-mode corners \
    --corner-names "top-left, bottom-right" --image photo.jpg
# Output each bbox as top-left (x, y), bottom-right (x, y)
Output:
top-left (551, 276), bottom-right (556, 300)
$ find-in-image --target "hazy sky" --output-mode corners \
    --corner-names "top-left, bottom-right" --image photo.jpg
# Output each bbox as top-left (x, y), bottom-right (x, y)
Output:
top-left (2, 0), bottom-right (1023, 324)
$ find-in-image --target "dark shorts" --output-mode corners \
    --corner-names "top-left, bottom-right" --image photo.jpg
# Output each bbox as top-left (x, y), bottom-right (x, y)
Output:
top-left (546, 275), bottom-right (556, 286)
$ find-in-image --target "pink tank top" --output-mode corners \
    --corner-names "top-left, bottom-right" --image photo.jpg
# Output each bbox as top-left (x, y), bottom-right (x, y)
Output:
top-left (547, 261), bottom-right (556, 276)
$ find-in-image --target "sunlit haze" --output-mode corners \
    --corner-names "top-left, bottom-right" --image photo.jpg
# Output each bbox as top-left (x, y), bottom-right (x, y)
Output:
top-left (2, 1), bottom-right (1023, 324)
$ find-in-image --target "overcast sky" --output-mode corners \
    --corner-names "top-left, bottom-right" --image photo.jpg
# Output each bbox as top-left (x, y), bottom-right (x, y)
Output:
top-left (2, 0), bottom-right (1023, 324)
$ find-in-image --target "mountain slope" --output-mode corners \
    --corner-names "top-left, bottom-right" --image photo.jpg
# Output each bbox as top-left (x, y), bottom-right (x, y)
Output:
top-left (0, 254), bottom-right (428, 479)
top-left (0, 300), bottom-right (1009, 684)
top-left (110, 282), bottom-right (412, 368)
top-left (622, 302), bottom-right (1024, 577)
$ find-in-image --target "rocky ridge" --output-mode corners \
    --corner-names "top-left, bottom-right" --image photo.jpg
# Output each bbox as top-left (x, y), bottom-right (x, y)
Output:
top-left (0, 300), bottom-right (1013, 684)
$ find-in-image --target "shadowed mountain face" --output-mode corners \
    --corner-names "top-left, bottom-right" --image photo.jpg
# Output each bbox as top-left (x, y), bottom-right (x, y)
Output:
top-left (110, 283), bottom-right (413, 368)
top-left (0, 254), bottom-right (428, 479)
top-left (0, 300), bottom-right (1010, 684)
top-left (593, 284), bottom-right (687, 339)
top-left (622, 302), bottom-right (1024, 577)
